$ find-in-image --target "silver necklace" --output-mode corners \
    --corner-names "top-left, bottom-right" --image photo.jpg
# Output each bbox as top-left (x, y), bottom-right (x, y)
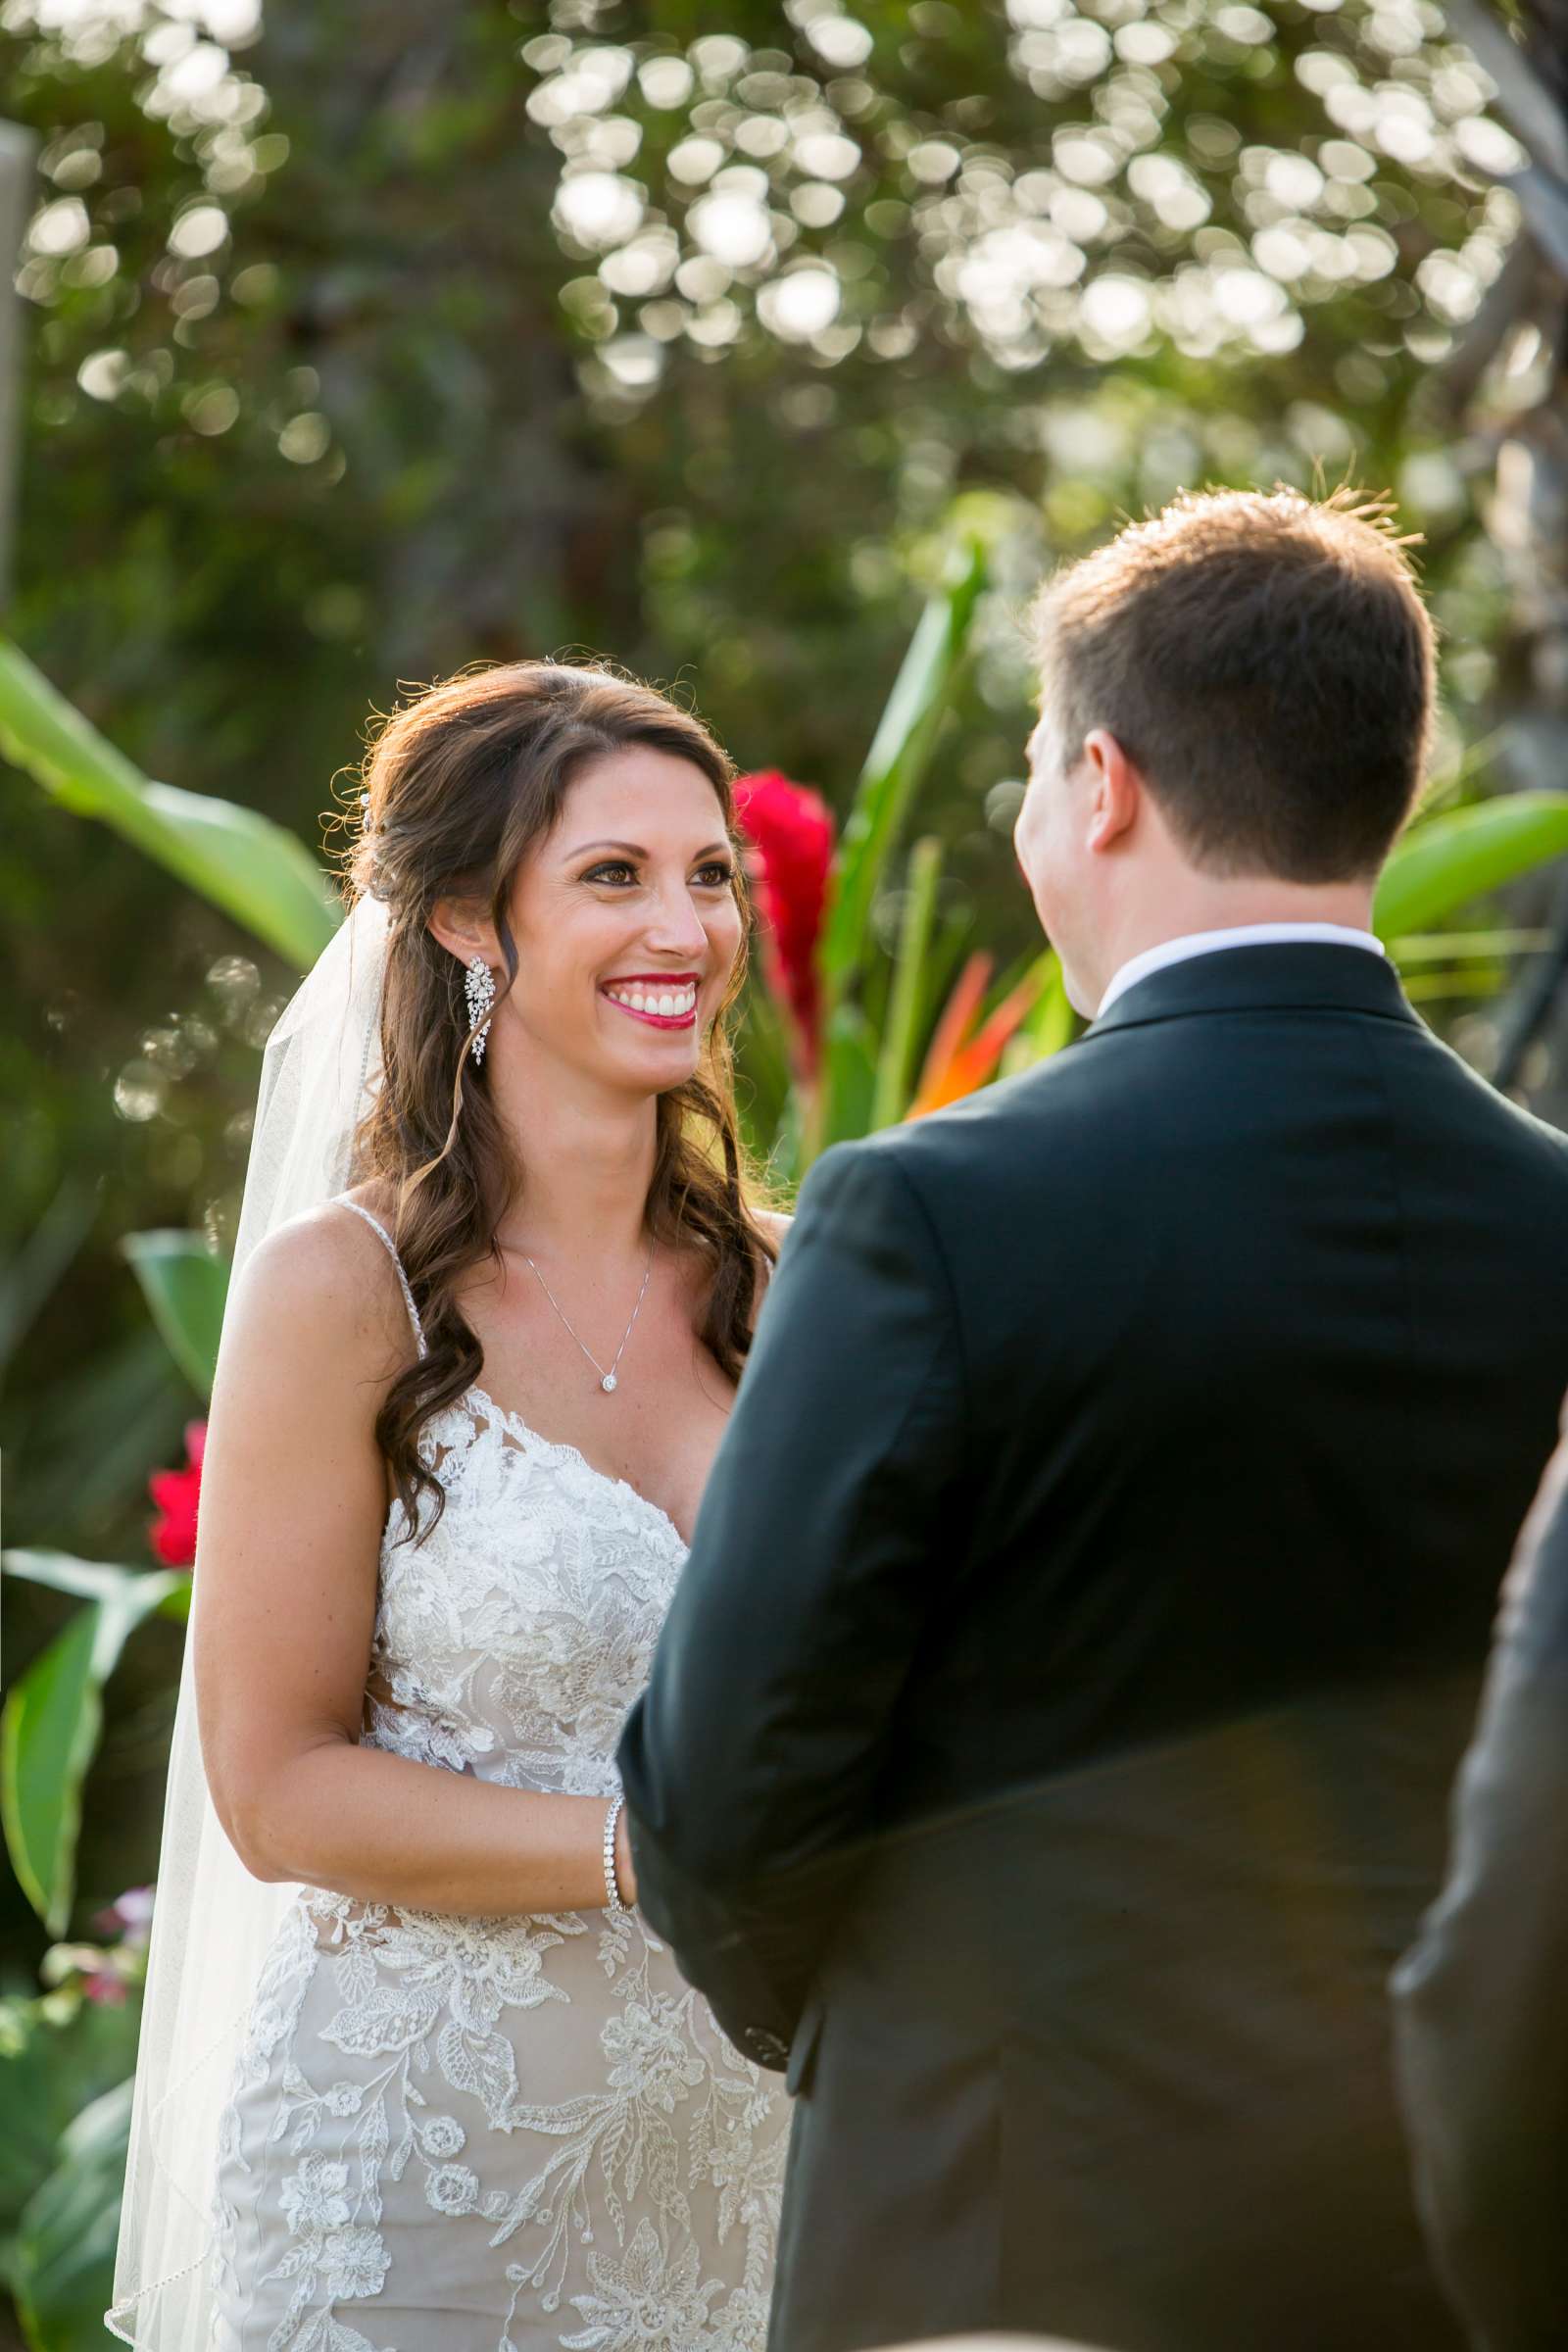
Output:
top-left (517, 1240), bottom-right (655, 1395)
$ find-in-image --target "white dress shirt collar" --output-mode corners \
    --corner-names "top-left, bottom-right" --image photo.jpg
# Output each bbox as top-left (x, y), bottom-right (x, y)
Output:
top-left (1096, 921), bottom-right (1387, 1019)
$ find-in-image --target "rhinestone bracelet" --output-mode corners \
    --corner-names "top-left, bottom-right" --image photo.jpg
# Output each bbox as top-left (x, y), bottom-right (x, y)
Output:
top-left (603, 1790), bottom-right (629, 1918)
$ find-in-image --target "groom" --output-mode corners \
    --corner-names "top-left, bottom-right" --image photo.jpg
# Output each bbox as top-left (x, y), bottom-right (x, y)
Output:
top-left (616, 486), bottom-right (1568, 2352)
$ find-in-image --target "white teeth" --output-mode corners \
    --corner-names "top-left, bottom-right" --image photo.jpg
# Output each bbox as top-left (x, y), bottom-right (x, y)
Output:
top-left (606, 984), bottom-right (697, 1018)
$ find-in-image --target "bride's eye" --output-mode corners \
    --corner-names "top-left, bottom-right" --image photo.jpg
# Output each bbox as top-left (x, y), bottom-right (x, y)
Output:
top-left (581, 858), bottom-right (734, 889)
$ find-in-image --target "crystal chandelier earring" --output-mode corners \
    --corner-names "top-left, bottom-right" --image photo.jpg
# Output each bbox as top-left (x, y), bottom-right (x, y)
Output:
top-left (465, 955), bottom-right (496, 1066)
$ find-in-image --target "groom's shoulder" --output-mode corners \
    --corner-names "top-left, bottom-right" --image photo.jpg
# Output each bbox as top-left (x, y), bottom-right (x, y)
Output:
top-left (808, 1046), bottom-right (1109, 1219)
top-left (897, 1038), bottom-right (1116, 1163)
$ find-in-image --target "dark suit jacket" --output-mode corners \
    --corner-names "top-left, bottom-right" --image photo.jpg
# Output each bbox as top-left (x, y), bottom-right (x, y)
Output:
top-left (1392, 1414), bottom-right (1568, 2351)
top-left (616, 944), bottom-right (1568, 2352)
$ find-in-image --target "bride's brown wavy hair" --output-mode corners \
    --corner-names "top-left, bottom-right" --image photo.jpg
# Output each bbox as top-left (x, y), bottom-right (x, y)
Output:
top-left (338, 659), bottom-right (775, 1541)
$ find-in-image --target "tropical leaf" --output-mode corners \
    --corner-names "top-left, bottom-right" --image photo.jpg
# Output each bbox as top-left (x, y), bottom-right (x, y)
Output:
top-left (1402, 965), bottom-right (1509, 1005)
top-left (1022, 954), bottom-right (1075, 1059)
top-left (0, 1555), bottom-right (189, 1936)
top-left (818, 1005), bottom-right (878, 1152)
top-left (0, 1991), bottom-right (142, 2273)
top-left (121, 1232), bottom-right (230, 1399)
top-left (1391, 929), bottom-right (1552, 962)
top-left (818, 538), bottom-right (987, 1006)
top-left (999, 953), bottom-right (1075, 1078)
top-left (10, 1329), bottom-right (183, 1548)
top-left (871, 836), bottom-right (944, 1130)
top-left (1376, 792), bottom-right (1568, 939)
top-left (734, 969), bottom-right (796, 1171)
top-left (12, 2076), bottom-right (134, 2352)
top-left (0, 635), bottom-right (337, 972)
top-left (0, 1181), bottom-right (100, 1382)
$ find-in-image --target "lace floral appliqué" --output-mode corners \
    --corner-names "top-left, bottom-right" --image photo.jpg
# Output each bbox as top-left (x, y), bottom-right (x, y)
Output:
top-left (210, 1390), bottom-right (789, 2352)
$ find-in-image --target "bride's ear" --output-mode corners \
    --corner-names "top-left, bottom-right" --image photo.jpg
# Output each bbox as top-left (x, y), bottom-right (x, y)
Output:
top-left (427, 895), bottom-right (500, 970)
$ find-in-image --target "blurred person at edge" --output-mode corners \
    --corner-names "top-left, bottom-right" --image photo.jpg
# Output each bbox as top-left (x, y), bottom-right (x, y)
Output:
top-left (616, 485), bottom-right (1568, 2352)
top-left (1393, 1406), bottom-right (1568, 2351)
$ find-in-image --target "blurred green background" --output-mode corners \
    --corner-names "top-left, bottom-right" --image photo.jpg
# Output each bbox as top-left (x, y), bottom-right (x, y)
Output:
top-left (3, 0), bottom-right (1568, 2340)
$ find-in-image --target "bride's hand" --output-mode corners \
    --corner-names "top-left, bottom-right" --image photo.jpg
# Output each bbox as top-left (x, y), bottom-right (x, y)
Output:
top-left (613, 1805), bottom-right (639, 1908)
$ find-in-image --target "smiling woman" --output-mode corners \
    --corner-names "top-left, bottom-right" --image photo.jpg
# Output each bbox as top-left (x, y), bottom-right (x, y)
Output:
top-left (111, 658), bottom-right (795, 2352)
top-left (346, 662), bottom-right (770, 1531)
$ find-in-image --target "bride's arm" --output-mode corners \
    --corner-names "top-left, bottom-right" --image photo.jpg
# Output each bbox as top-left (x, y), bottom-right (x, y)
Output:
top-left (195, 1206), bottom-right (633, 1914)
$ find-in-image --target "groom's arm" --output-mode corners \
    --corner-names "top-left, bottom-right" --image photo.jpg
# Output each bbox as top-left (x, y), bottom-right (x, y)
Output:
top-left (616, 1137), bottom-right (965, 2067)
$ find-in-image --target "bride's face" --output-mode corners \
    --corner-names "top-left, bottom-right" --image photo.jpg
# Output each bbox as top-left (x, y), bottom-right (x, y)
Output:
top-left (493, 749), bottom-right (743, 1096)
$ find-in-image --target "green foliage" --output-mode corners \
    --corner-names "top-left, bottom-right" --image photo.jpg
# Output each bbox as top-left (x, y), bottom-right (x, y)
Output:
top-left (0, 1556), bottom-right (189, 1936)
top-left (821, 539), bottom-right (988, 1009)
top-left (0, 1989), bottom-right (141, 2300)
top-left (803, 535), bottom-right (989, 1158)
top-left (1376, 793), bottom-right (1568, 938)
top-left (0, 1184), bottom-right (99, 1386)
top-left (11, 2076), bottom-right (133, 2352)
top-left (121, 1233), bottom-right (229, 1399)
top-left (0, 638), bottom-right (337, 972)
top-left (873, 834), bottom-right (944, 1132)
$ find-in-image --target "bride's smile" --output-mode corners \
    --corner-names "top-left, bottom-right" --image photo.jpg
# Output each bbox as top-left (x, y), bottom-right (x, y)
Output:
top-left (601, 973), bottom-right (701, 1029)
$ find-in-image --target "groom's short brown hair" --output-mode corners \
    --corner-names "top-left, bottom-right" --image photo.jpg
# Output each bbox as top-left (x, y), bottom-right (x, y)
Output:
top-left (1028, 483), bottom-right (1439, 881)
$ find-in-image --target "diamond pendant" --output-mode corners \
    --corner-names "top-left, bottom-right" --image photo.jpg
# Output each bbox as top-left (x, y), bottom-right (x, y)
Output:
top-left (601, 1374), bottom-right (617, 1394)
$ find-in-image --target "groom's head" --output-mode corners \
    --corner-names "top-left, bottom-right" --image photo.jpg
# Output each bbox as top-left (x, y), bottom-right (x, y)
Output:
top-left (1015, 484), bottom-right (1438, 1012)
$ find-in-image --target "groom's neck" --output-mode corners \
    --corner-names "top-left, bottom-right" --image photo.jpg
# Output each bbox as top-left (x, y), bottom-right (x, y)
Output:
top-left (1084, 868), bottom-right (1380, 1014)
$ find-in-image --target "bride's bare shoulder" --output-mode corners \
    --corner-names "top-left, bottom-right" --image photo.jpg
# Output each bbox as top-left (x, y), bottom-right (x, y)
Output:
top-left (221, 1187), bottom-right (415, 1387)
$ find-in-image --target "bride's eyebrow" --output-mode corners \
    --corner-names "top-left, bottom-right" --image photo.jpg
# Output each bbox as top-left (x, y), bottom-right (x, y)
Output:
top-left (567, 838), bottom-right (732, 860)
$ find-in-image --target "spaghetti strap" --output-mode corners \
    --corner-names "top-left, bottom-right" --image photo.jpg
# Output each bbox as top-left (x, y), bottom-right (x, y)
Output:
top-left (336, 1199), bottom-right (428, 1359)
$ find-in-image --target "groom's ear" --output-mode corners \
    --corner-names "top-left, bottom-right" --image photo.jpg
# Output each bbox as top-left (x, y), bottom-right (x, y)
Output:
top-left (1083, 728), bottom-right (1141, 856)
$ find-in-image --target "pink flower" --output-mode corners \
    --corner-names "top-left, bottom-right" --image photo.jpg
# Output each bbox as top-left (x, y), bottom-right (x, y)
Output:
top-left (92, 1886), bottom-right (155, 1951)
top-left (732, 771), bottom-right (835, 1076)
top-left (149, 1421), bottom-right (205, 1567)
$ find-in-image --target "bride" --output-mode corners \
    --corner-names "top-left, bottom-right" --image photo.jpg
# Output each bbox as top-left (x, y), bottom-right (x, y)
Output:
top-left (110, 662), bottom-right (794, 2351)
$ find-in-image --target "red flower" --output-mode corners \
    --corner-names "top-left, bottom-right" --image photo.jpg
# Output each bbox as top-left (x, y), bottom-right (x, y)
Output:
top-left (733, 771), bottom-right (836, 1075)
top-left (149, 1421), bottom-right (206, 1568)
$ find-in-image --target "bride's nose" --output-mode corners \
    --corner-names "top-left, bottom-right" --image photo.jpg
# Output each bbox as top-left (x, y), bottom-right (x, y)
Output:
top-left (641, 884), bottom-right (710, 959)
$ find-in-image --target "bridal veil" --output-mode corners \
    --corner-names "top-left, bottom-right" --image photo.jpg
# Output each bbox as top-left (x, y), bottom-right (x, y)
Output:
top-left (109, 891), bottom-right (390, 2346)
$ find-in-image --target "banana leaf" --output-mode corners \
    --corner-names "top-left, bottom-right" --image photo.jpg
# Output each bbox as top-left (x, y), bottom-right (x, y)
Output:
top-left (1, 1554), bottom-right (190, 1936)
top-left (0, 636), bottom-right (337, 972)
top-left (1376, 793), bottom-right (1568, 940)
top-left (122, 1232), bottom-right (230, 1400)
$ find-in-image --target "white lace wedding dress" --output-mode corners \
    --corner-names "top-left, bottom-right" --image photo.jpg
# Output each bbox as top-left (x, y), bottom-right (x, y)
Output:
top-left (209, 1202), bottom-right (790, 2352)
